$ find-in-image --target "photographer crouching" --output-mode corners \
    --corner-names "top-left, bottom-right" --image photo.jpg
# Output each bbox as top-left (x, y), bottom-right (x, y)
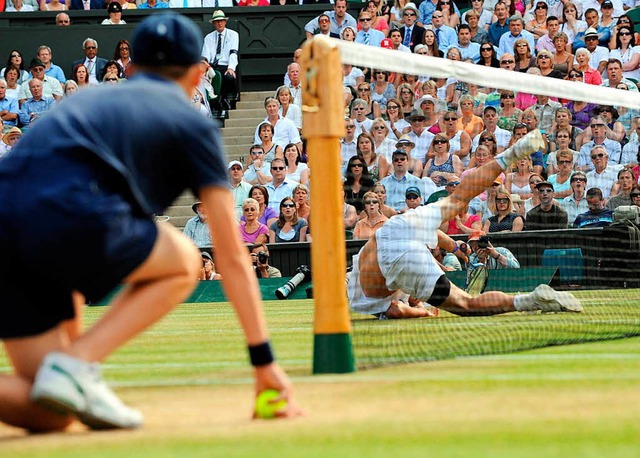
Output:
top-left (250, 243), bottom-right (282, 278)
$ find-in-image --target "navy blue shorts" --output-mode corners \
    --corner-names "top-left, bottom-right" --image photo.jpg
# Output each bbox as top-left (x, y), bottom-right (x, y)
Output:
top-left (0, 153), bottom-right (157, 339)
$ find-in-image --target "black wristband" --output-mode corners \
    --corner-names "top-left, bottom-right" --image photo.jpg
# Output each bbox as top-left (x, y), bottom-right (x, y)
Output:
top-left (248, 341), bottom-right (275, 367)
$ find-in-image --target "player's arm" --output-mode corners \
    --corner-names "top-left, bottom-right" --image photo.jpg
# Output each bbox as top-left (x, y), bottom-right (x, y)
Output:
top-left (199, 186), bottom-right (301, 417)
top-left (436, 229), bottom-right (469, 263)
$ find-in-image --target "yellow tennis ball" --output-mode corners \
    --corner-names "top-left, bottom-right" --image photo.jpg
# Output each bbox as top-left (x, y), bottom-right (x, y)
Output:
top-left (255, 389), bottom-right (287, 419)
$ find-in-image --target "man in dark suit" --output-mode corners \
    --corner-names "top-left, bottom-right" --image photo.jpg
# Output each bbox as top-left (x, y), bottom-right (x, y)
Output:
top-left (69, 0), bottom-right (104, 10)
top-left (315, 13), bottom-right (340, 39)
top-left (398, 3), bottom-right (425, 52)
top-left (71, 38), bottom-right (108, 85)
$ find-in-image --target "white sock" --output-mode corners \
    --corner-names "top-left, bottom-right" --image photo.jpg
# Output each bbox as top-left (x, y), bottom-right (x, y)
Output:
top-left (494, 151), bottom-right (514, 171)
top-left (514, 293), bottom-right (536, 311)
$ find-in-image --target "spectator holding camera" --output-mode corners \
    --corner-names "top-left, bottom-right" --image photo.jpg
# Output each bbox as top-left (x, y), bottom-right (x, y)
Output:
top-left (467, 230), bottom-right (520, 270)
top-left (250, 244), bottom-right (282, 279)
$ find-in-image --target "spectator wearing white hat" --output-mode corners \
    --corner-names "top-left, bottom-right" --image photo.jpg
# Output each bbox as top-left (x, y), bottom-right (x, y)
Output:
top-left (228, 160), bottom-right (252, 220)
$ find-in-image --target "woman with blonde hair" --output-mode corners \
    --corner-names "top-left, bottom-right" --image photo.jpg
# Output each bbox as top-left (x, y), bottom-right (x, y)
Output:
top-left (239, 198), bottom-right (269, 245)
top-left (440, 110), bottom-right (472, 167)
top-left (276, 85), bottom-right (302, 131)
top-left (457, 94), bottom-right (484, 138)
top-left (483, 188), bottom-right (524, 233)
top-left (353, 191), bottom-right (389, 240)
top-left (505, 156), bottom-right (533, 200)
top-left (551, 32), bottom-right (574, 79)
top-left (372, 182), bottom-right (399, 218)
top-left (293, 184), bottom-right (311, 222)
top-left (384, 99), bottom-right (410, 141)
top-left (370, 118), bottom-right (398, 163)
top-left (547, 150), bottom-right (574, 199)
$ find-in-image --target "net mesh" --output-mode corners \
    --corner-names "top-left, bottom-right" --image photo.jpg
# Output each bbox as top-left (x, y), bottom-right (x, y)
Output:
top-left (326, 38), bottom-right (640, 370)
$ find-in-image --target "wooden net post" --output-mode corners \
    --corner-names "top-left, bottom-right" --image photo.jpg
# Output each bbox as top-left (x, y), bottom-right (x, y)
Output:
top-left (301, 36), bottom-right (355, 374)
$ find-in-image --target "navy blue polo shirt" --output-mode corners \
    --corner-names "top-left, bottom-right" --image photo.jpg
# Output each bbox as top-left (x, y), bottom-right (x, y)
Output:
top-left (0, 73), bottom-right (227, 216)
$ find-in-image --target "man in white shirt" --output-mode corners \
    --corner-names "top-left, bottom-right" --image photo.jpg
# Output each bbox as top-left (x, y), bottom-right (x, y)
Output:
top-left (18, 58), bottom-right (63, 105)
top-left (577, 116), bottom-right (622, 171)
top-left (471, 106), bottom-right (511, 152)
top-left (341, 117), bottom-right (357, 176)
top-left (286, 63), bottom-right (302, 107)
top-left (406, 109), bottom-right (435, 165)
top-left (228, 160), bottom-right (253, 220)
top-left (585, 145), bottom-right (623, 200)
top-left (202, 10), bottom-right (240, 110)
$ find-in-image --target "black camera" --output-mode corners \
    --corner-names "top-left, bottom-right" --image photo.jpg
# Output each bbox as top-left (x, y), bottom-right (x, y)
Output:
top-left (257, 251), bottom-right (269, 264)
top-left (477, 236), bottom-right (490, 249)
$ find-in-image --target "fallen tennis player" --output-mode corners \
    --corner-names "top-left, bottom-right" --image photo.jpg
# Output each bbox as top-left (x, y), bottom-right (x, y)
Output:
top-left (348, 129), bottom-right (584, 319)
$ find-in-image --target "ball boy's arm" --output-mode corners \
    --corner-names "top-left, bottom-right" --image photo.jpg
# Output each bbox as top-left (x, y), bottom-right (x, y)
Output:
top-left (199, 186), bottom-right (302, 417)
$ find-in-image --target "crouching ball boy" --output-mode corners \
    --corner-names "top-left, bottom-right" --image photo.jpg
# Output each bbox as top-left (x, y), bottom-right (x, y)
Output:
top-left (348, 130), bottom-right (583, 319)
top-left (0, 13), bottom-right (300, 432)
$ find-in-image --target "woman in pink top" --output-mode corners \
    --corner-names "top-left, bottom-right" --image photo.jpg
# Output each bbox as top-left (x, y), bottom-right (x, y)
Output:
top-left (239, 198), bottom-right (269, 245)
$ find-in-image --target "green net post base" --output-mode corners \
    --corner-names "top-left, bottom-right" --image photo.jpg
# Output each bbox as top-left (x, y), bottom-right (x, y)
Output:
top-left (313, 333), bottom-right (356, 374)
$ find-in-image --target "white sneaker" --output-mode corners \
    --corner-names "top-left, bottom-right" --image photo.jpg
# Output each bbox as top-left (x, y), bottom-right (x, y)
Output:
top-left (30, 352), bottom-right (143, 430)
top-left (496, 129), bottom-right (546, 169)
top-left (531, 284), bottom-right (583, 313)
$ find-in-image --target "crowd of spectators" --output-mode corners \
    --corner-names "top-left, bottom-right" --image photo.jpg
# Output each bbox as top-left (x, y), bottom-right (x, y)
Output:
top-left (3, 0), bottom-right (640, 277)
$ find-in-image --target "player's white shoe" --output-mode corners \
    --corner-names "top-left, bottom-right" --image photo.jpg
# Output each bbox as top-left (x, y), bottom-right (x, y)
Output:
top-left (531, 284), bottom-right (583, 313)
top-left (30, 352), bottom-right (143, 430)
top-left (496, 129), bottom-right (546, 169)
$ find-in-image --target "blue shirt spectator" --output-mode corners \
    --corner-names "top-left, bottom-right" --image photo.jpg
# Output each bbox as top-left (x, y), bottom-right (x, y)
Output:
top-left (418, 0), bottom-right (461, 27)
top-left (489, 20), bottom-right (510, 47)
top-left (0, 82), bottom-right (19, 128)
top-left (355, 28), bottom-right (385, 47)
top-left (498, 17), bottom-right (535, 59)
top-left (138, 0), bottom-right (170, 8)
top-left (19, 97), bottom-right (54, 130)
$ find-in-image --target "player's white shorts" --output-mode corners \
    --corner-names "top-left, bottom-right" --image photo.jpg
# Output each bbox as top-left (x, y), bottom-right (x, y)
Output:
top-left (347, 253), bottom-right (410, 315)
top-left (376, 204), bottom-right (444, 301)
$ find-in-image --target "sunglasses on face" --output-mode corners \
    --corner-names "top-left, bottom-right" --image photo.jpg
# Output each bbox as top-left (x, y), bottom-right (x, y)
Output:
top-left (500, 94), bottom-right (515, 99)
top-left (85, 46), bottom-right (97, 50)
top-left (351, 163), bottom-right (364, 168)
top-left (358, 88), bottom-right (370, 92)
top-left (619, 32), bottom-right (632, 36)
top-left (403, 12), bottom-right (416, 17)
top-left (372, 126), bottom-right (385, 130)
top-left (243, 207), bottom-right (257, 212)
top-left (496, 198), bottom-right (510, 203)
top-left (480, 137), bottom-right (494, 142)
top-left (591, 153), bottom-right (605, 159)
top-left (271, 166), bottom-right (286, 171)
top-left (557, 160), bottom-right (572, 165)
top-left (447, 181), bottom-right (460, 186)
top-left (585, 36), bottom-right (598, 41)
top-left (444, 117), bottom-right (457, 121)
top-left (393, 156), bottom-right (407, 162)
top-left (105, 78), bottom-right (118, 82)
top-left (364, 199), bottom-right (379, 205)
top-left (569, 73), bottom-right (582, 78)
top-left (433, 14), bottom-right (443, 19)
top-left (501, 59), bottom-right (514, 64)
top-left (281, 203), bottom-right (296, 208)
top-left (406, 195), bottom-right (420, 200)
top-left (359, 18), bottom-right (372, 22)
top-left (387, 105), bottom-right (398, 110)
top-left (11, 54), bottom-right (20, 58)
top-left (535, 4), bottom-right (547, 9)
top-left (319, 19), bottom-right (330, 23)
top-left (346, 125), bottom-right (356, 129)
top-left (538, 188), bottom-right (554, 194)
top-left (571, 177), bottom-right (587, 183)
top-left (630, 193), bottom-right (640, 198)
top-left (538, 55), bottom-right (550, 60)
top-left (433, 139), bottom-right (447, 145)
top-left (481, 47), bottom-right (493, 52)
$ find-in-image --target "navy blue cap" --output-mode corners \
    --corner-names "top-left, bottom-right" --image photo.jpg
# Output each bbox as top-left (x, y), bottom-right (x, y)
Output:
top-left (132, 13), bottom-right (202, 67)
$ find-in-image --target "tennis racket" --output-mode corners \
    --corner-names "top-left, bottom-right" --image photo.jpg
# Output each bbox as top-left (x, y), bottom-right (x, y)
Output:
top-left (466, 262), bottom-right (488, 296)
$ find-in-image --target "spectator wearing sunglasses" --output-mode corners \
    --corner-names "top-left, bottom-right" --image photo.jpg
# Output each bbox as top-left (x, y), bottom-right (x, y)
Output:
top-left (483, 188), bottom-right (523, 233)
top-left (577, 116), bottom-right (622, 172)
top-left (269, 197), bottom-right (308, 244)
top-left (560, 171), bottom-right (589, 226)
top-left (585, 145), bottom-right (622, 200)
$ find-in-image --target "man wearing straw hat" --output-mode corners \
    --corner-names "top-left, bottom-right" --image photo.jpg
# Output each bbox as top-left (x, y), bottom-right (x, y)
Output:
top-left (202, 9), bottom-right (239, 111)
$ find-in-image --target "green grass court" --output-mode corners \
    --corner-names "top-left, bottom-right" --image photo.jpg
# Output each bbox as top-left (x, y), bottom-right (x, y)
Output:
top-left (1, 291), bottom-right (640, 457)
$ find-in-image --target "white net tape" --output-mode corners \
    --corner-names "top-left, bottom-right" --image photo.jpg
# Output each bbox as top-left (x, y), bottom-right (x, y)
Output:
top-left (325, 37), bottom-right (640, 110)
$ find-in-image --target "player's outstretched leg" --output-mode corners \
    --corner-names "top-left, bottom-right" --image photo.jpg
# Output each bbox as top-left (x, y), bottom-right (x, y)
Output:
top-left (437, 282), bottom-right (583, 317)
top-left (30, 223), bottom-right (201, 430)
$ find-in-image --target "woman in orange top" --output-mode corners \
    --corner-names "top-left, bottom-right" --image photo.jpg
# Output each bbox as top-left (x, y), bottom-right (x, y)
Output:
top-left (353, 191), bottom-right (388, 240)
